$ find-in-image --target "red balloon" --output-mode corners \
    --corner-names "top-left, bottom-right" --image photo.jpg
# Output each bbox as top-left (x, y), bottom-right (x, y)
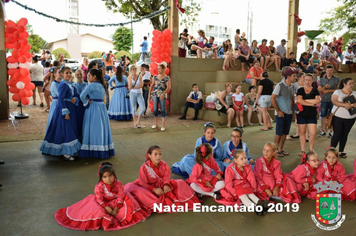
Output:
top-left (21, 97), bottom-right (30, 106)
top-left (12, 72), bottom-right (21, 81)
top-left (157, 35), bottom-right (165, 42)
top-left (150, 57), bottom-right (156, 63)
top-left (6, 36), bottom-right (16, 44)
top-left (18, 38), bottom-right (28, 45)
top-left (5, 26), bottom-right (16, 34)
top-left (5, 20), bottom-right (17, 28)
top-left (24, 52), bottom-right (32, 59)
top-left (19, 89), bottom-right (28, 98)
top-left (156, 46), bottom-right (163, 53)
top-left (7, 79), bottom-right (16, 87)
top-left (152, 41), bottom-right (160, 48)
top-left (19, 55), bottom-right (27, 64)
top-left (6, 56), bottom-right (17, 63)
top-left (161, 41), bottom-right (169, 48)
top-left (17, 18), bottom-right (28, 27)
top-left (166, 99), bottom-right (170, 106)
top-left (13, 31), bottom-right (20, 39)
top-left (9, 86), bottom-right (19, 93)
top-left (12, 93), bottom-right (21, 102)
top-left (150, 63), bottom-right (158, 69)
top-left (152, 36), bottom-right (157, 42)
top-left (20, 76), bottom-right (31, 84)
top-left (297, 37), bottom-right (301, 43)
top-left (165, 68), bottom-right (170, 75)
top-left (151, 51), bottom-right (159, 57)
top-left (17, 25), bottom-right (26, 33)
top-left (165, 36), bottom-right (172, 42)
top-left (155, 57), bottom-right (163, 63)
top-left (20, 44), bottom-right (31, 52)
top-left (5, 43), bottom-right (14, 49)
top-left (20, 68), bottom-right (29, 76)
top-left (13, 42), bottom-right (21, 50)
top-left (163, 29), bottom-right (172, 36)
top-left (8, 68), bottom-right (19, 76)
top-left (160, 52), bottom-right (168, 59)
top-left (166, 57), bottom-right (172, 63)
top-left (164, 47), bottom-right (171, 54)
top-left (152, 29), bottom-right (161, 37)
top-left (20, 32), bottom-right (29, 38)
top-left (27, 90), bottom-right (33, 97)
top-left (153, 67), bottom-right (158, 74)
top-left (12, 49), bottom-right (21, 58)
top-left (25, 82), bottom-right (35, 91)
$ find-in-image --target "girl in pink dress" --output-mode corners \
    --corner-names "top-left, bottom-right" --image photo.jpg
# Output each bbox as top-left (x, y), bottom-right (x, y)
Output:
top-left (232, 85), bottom-right (245, 128)
top-left (54, 162), bottom-right (148, 231)
top-left (188, 143), bottom-right (225, 199)
top-left (254, 142), bottom-right (301, 203)
top-left (307, 148), bottom-right (356, 201)
top-left (197, 29), bottom-right (207, 48)
top-left (125, 145), bottom-right (201, 213)
top-left (287, 151), bottom-right (319, 196)
top-left (218, 149), bottom-right (268, 215)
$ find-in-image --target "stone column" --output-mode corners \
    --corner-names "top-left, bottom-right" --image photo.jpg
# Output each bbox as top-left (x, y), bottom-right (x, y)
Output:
top-left (287, 0), bottom-right (299, 56)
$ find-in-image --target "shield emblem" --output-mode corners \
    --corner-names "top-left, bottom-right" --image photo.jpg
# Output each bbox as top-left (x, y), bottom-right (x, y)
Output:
top-left (316, 193), bottom-right (342, 224)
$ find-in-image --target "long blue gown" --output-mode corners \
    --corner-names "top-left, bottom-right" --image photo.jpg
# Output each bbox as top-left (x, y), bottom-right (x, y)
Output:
top-left (172, 136), bottom-right (223, 178)
top-left (108, 75), bottom-right (132, 121)
top-left (79, 82), bottom-right (115, 159)
top-left (40, 80), bottom-right (81, 156)
top-left (45, 80), bottom-right (60, 131)
top-left (73, 81), bottom-right (87, 141)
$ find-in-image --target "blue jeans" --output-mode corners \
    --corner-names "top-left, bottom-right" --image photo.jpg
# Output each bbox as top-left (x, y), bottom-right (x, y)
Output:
top-left (337, 52), bottom-right (344, 62)
top-left (143, 89), bottom-right (149, 115)
top-left (130, 92), bottom-right (145, 116)
top-left (152, 96), bottom-right (167, 118)
top-left (320, 102), bottom-right (333, 117)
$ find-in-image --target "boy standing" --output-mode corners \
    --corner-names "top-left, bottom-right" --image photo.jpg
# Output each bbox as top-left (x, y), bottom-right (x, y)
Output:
top-left (179, 84), bottom-right (203, 120)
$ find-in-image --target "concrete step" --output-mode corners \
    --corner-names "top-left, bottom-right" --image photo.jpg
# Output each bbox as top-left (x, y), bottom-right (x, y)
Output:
top-left (184, 106), bottom-right (276, 125)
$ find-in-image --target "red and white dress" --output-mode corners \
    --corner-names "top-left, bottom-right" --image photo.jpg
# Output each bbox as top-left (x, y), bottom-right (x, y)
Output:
top-left (188, 157), bottom-right (224, 192)
top-left (54, 180), bottom-right (149, 231)
top-left (125, 159), bottom-right (201, 213)
top-left (287, 163), bottom-right (316, 196)
top-left (254, 157), bottom-right (301, 203)
top-left (217, 164), bottom-right (257, 206)
top-left (307, 161), bottom-right (356, 201)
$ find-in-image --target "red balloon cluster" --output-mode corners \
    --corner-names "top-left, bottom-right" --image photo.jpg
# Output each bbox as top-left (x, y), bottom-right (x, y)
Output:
top-left (298, 31), bottom-right (305, 37)
top-left (150, 29), bottom-right (172, 76)
top-left (5, 18), bottom-right (34, 106)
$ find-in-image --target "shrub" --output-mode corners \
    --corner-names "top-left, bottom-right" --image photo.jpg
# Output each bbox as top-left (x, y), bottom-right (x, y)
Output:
top-left (52, 48), bottom-right (71, 59)
top-left (114, 50), bottom-right (131, 61)
top-left (88, 51), bottom-right (102, 59)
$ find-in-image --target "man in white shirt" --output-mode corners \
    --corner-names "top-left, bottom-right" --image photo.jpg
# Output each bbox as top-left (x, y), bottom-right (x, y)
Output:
top-left (345, 46), bottom-right (355, 73)
top-left (276, 39), bottom-right (287, 69)
top-left (179, 84), bottom-right (203, 120)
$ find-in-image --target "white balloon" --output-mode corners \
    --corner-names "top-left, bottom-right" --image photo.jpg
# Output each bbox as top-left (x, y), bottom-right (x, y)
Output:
top-left (19, 62), bottom-right (31, 69)
top-left (159, 61), bottom-right (167, 67)
top-left (16, 81), bottom-right (25, 89)
top-left (7, 63), bottom-right (18, 69)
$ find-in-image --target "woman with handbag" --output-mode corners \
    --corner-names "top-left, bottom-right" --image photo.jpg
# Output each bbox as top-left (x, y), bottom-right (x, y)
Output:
top-left (296, 74), bottom-right (320, 156)
top-left (330, 78), bottom-right (356, 158)
top-left (128, 66), bottom-right (145, 128)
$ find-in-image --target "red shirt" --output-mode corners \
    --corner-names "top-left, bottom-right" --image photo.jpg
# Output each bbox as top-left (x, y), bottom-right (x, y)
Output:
top-left (246, 66), bottom-right (263, 79)
top-left (258, 45), bottom-right (269, 56)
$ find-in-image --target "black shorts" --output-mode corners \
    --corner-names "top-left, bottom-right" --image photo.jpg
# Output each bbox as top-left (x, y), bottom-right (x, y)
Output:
top-left (219, 105), bottom-right (233, 114)
top-left (32, 81), bottom-right (44, 87)
top-left (239, 56), bottom-right (254, 64)
top-left (346, 61), bottom-right (354, 65)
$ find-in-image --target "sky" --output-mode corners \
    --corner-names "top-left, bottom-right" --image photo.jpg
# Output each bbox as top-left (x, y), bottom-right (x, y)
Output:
top-left (3, 0), bottom-right (343, 56)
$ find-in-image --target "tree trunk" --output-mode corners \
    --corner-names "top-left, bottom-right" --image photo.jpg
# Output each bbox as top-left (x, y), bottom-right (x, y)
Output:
top-left (150, 16), bottom-right (168, 30)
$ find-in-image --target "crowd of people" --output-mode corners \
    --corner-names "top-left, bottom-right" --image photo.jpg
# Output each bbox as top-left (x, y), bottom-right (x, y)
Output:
top-left (178, 29), bottom-right (356, 74)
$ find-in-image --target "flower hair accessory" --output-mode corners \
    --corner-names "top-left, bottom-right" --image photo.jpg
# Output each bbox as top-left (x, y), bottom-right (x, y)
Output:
top-left (145, 149), bottom-right (150, 159)
top-left (97, 164), bottom-right (102, 176)
top-left (201, 145), bottom-right (207, 157)
top-left (301, 153), bottom-right (307, 164)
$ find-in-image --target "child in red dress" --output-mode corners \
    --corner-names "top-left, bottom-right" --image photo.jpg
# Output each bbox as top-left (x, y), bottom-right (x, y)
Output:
top-left (287, 151), bottom-right (319, 196)
top-left (232, 85), bottom-right (245, 127)
top-left (254, 142), bottom-right (301, 203)
top-left (54, 162), bottom-right (148, 231)
top-left (125, 145), bottom-right (201, 213)
top-left (307, 148), bottom-right (356, 201)
top-left (188, 143), bottom-right (225, 199)
top-left (218, 149), bottom-right (268, 215)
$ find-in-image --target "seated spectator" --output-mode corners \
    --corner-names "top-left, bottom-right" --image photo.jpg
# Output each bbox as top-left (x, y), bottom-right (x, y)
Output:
top-left (269, 40), bottom-right (281, 72)
top-left (299, 52), bottom-right (314, 73)
top-left (221, 41), bottom-right (232, 70)
top-left (329, 46), bottom-right (343, 73)
top-left (244, 85), bottom-right (263, 126)
top-left (217, 83), bottom-right (235, 127)
top-left (345, 46), bottom-right (356, 74)
top-left (178, 29), bottom-right (189, 58)
top-left (234, 29), bottom-right (241, 50)
top-left (227, 40), bottom-right (238, 68)
top-left (259, 39), bottom-right (274, 71)
top-left (204, 36), bottom-right (219, 59)
top-left (245, 61), bottom-right (263, 86)
top-left (309, 52), bottom-right (323, 75)
top-left (250, 40), bottom-right (265, 68)
top-left (186, 35), bottom-right (203, 58)
top-left (285, 52), bottom-right (300, 70)
top-left (179, 83), bottom-right (203, 120)
top-left (276, 39), bottom-right (287, 69)
top-left (238, 38), bottom-right (254, 71)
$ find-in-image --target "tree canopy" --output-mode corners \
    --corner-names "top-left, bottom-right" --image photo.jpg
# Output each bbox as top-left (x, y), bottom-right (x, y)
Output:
top-left (319, 0), bottom-right (356, 49)
top-left (112, 27), bottom-right (133, 52)
top-left (26, 25), bottom-right (46, 53)
top-left (104, 0), bottom-right (201, 30)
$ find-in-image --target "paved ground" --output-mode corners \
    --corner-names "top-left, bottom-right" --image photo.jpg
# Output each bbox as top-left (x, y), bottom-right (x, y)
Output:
top-left (1, 98), bottom-right (356, 236)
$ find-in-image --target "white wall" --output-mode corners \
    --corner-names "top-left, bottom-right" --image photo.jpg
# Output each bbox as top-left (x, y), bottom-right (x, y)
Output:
top-left (81, 35), bottom-right (114, 56)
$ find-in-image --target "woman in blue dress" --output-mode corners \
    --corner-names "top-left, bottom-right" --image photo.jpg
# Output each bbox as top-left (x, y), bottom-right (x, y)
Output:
top-left (79, 69), bottom-right (115, 159)
top-left (222, 127), bottom-right (255, 170)
top-left (108, 66), bottom-right (132, 120)
top-left (45, 66), bottom-right (61, 131)
top-left (172, 122), bottom-right (223, 178)
top-left (40, 67), bottom-right (81, 161)
top-left (73, 69), bottom-right (87, 141)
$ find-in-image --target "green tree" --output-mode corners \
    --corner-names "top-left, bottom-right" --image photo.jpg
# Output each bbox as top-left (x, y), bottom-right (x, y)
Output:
top-left (112, 27), bottom-right (133, 52)
top-left (26, 24), bottom-right (46, 53)
top-left (114, 50), bottom-right (131, 60)
top-left (88, 51), bottom-right (102, 59)
top-left (319, 0), bottom-right (356, 50)
top-left (52, 48), bottom-right (71, 59)
top-left (104, 0), bottom-right (201, 30)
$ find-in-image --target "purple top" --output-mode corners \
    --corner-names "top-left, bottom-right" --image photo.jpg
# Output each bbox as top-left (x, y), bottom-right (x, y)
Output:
top-left (82, 64), bottom-right (88, 82)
